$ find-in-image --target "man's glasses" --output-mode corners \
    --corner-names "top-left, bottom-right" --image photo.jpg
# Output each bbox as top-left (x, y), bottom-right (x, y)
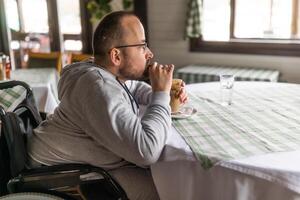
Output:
top-left (109, 42), bottom-right (148, 53)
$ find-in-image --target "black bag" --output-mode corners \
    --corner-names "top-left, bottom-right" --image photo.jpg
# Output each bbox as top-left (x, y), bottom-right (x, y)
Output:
top-left (0, 106), bottom-right (41, 196)
top-left (0, 124), bottom-right (11, 196)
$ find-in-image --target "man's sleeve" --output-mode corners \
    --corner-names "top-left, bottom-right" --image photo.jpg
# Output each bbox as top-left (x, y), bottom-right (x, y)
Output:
top-left (82, 79), bottom-right (171, 167)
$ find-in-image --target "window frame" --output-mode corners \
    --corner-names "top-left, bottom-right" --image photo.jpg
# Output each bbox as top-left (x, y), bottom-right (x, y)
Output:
top-left (191, 0), bottom-right (300, 56)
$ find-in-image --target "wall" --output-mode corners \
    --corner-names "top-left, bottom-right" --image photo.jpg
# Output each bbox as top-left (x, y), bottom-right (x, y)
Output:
top-left (147, 0), bottom-right (300, 83)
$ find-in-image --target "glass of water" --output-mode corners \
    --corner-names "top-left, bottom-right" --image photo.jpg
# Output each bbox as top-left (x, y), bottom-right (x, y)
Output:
top-left (219, 74), bottom-right (235, 106)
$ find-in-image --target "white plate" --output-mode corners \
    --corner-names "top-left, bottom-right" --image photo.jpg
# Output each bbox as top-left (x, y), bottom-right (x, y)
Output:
top-left (171, 106), bottom-right (197, 119)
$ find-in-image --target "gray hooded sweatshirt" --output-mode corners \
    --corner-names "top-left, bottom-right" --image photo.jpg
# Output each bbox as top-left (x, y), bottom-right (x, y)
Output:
top-left (27, 62), bottom-right (172, 169)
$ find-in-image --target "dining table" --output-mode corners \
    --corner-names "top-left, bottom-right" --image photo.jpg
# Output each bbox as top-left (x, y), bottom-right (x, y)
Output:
top-left (151, 81), bottom-right (300, 200)
top-left (10, 68), bottom-right (59, 113)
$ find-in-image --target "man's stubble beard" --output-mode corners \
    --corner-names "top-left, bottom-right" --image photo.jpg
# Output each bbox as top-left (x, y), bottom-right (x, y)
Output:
top-left (119, 64), bottom-right (144, 81)
top-left (119, 59), bottom-right (150, 81)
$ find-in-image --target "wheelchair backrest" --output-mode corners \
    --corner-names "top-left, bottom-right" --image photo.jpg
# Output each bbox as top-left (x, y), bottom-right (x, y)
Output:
top-left (0, 81), bottom-right (42, 196)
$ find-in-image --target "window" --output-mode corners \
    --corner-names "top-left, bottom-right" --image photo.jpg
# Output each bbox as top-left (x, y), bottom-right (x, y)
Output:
top-left (57, 0), bottom-right (82, 51)
top-left (234, 0), bottom-right (293, 39)
top-left (21, 0), bottom-right (49, 33)
top-left (191, 0), bottom-right (300, 56)
top-left (4, 0), bottom-right (20, 50)
top-left (5, 0), bottom-right (19, 31)
top-left (1, 0), bottom-right (147, 67)
top-left (4, 0), bottom-right (84, 67)
top-left (5, 0), bottom-right (51, 67)
top-left (202, 0), bottom-right (230, 41)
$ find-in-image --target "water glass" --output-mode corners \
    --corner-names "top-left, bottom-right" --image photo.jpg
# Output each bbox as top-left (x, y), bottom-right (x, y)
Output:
top-left (219, 74), bottom-right (235, 106)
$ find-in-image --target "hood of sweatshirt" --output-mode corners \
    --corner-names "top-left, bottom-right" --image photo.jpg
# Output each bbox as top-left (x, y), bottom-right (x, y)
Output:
top-left (57, 62), bottom-right (117, 101)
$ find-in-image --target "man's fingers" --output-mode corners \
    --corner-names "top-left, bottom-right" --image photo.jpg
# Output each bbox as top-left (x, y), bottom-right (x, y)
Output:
top-left (181, 81), bottom-right (186, 87)
top-left (178, 87), bottom-right (188, 104)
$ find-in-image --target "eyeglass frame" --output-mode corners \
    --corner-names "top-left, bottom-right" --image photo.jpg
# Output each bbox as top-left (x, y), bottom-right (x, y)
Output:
top-left (108, 42), bottom-right (148, 53)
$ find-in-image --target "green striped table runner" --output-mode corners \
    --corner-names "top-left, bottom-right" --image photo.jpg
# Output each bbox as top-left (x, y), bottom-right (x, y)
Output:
top-left (175, 65), bottom-right (280, 84)
top-left (173, 84), bottom-right (300, 169)
top-left (0, 85), bottom-right (26, 111)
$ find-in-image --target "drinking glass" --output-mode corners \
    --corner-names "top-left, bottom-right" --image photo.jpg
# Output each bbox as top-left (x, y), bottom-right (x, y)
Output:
top-left (219, 74), bottom-right (235, 106)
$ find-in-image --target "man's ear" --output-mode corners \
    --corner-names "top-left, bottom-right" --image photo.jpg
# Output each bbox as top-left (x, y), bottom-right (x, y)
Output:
top-left (110, 48), bottom-right (121, 66)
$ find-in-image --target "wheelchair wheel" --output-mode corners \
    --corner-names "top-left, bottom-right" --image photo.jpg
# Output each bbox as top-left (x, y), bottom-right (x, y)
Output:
top-left (0, 192), bottom-right (64, 200)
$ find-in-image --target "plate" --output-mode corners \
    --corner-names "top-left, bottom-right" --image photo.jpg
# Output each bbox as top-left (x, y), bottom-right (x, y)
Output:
top-left (171, 106), bottom-right (197, 119)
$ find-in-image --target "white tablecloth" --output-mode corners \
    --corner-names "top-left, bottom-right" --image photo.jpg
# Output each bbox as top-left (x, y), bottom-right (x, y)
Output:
top-left (10, 68), bottom-right (59, 113)
top-left (151, 82), bottom-right (300, 200)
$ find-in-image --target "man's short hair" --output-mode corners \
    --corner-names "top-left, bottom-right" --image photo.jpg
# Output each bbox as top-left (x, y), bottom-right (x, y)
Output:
top-left (92, 11), bottom-right (137, 60)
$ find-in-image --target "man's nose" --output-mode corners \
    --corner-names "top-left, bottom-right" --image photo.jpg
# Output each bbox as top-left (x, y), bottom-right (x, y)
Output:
top-left (146, 48), bottom-right (154, 59)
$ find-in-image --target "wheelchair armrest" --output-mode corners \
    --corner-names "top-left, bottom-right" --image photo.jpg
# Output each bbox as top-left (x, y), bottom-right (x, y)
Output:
top-left (8, 164), bottom-right (127, 199)
top-left (21, 163), bottom-right (106, 176)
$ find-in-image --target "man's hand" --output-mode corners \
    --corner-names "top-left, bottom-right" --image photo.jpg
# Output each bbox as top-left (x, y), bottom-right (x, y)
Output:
top-left (148, 62), bottom-right (174, 92)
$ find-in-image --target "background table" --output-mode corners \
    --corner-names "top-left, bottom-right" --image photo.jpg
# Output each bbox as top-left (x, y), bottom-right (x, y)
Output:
top-left (151, 82), bottom-right (300, 200)
top-left (10, 68), bottom-right (59, 113)
top-left (175, 65), bottom-right (280, 84)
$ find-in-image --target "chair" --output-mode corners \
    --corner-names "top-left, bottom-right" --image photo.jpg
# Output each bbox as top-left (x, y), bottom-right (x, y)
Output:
top-left (0, 82), bottom-right (129, 200)
top-left (27, 52), bottom-right (62, 73)
top-left (68, 53), bottom-right (93, 64)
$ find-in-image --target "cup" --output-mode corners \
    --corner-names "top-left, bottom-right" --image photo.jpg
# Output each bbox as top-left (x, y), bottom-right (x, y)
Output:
top-left (170, 79), bottom-right (182, 112)
top-left (219, 74), bottom-right (235, 106)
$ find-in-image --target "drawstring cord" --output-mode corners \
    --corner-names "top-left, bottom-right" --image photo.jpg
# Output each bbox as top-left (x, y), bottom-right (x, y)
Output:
top-left (116, 77), bottom-right (139, 115)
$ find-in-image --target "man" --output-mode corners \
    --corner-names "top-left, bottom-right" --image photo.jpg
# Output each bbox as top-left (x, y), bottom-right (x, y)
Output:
top-left (27, 11), bottom-right (187, 199)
